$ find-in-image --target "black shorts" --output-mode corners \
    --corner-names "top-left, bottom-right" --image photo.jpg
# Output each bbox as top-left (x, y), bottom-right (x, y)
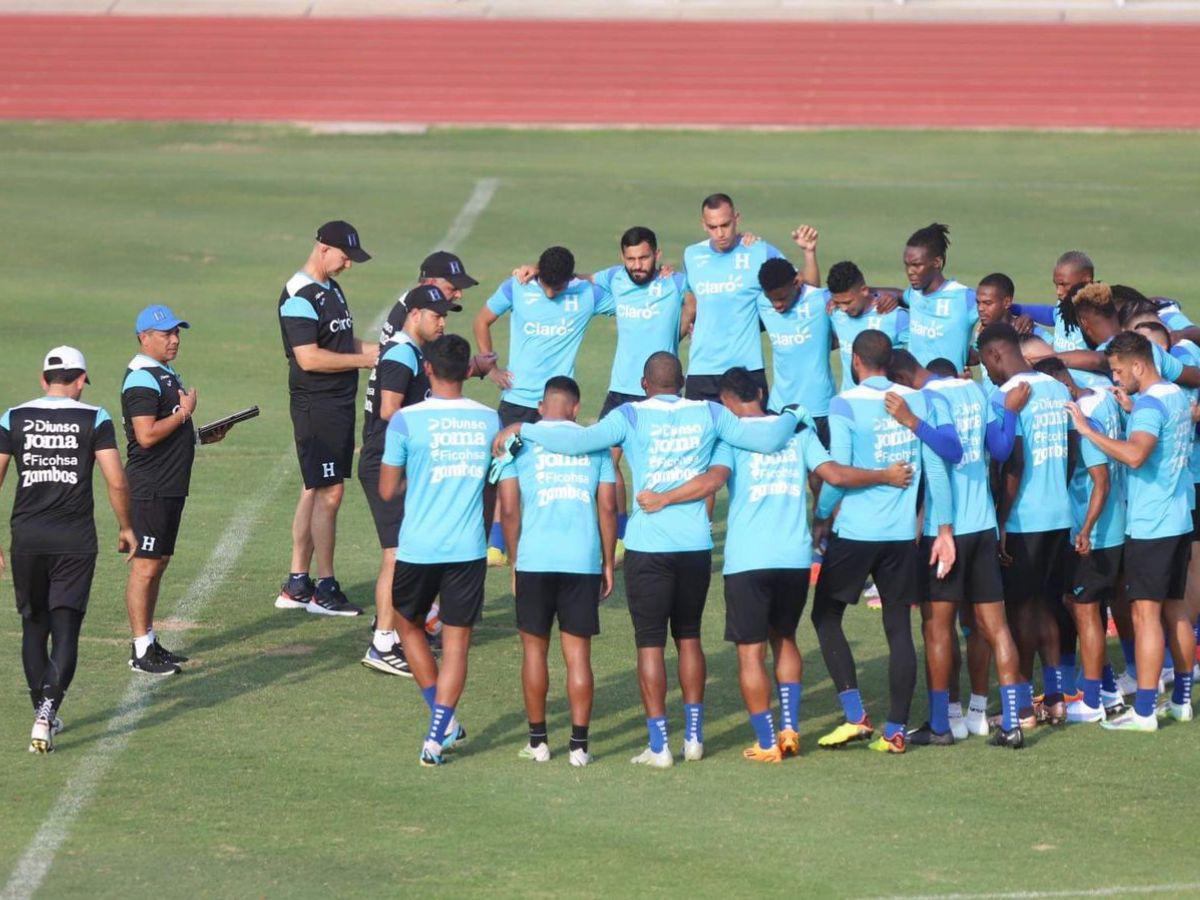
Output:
top-left (1125, 535), bottom-right (1191, 602)
top-left (1067, 543), bottom-right (1123, 605)
top-left (132, 497), bottom-right (186, 559)
top-left (723, 568), bottom-right (810, 644)
top-left (291, 398), bottom-right (354, 489)
top-left (623, 549), bottom-right (712, 648)
top-left (1001, 529), bottom-right (1068, 606)
top-left (919, 529), bottom-right (1004, 605)
top-left (358, 448), bottom-right (403, 549)
top-left (814, 535), bottom-right (918, 607)
top-left (684, 369), bottom-right (768, 403)
top-left (599, 390), bottom-right (644, 421)
top-left (392, 558), bottom-right (487, 628)
top-left (11, 552), bottom-right (97, 618)
top-left (1192, 483), bottom-right (1200, 539)
top-left (498, 401), bottom-right (541, 429)
top-left (515, 571), bottom-right (602, 638)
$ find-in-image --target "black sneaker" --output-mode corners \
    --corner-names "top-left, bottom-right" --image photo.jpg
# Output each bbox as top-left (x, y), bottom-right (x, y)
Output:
top-left (361, 642), bottom-right (412, 677)
top-left (989, 725), bottom-right (1025, 749)
top-left (306, 580), bottom-right (362, 617)
top-left (275, 574), bottom-right (315, 610)
top-left (906, 722), bottom-right (955, 746)
top-left (128, 643), bottom-right (181, 676)
top-left (154, 639), bottom-right (188, 665)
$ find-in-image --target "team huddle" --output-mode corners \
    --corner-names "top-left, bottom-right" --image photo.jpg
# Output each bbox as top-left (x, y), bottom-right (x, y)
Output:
top-left (5, 195), bottom-right (1200, 765)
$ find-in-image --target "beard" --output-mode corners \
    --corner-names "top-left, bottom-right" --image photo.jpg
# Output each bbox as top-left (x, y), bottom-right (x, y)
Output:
top-left (626, 266), bottom-right (655, 286)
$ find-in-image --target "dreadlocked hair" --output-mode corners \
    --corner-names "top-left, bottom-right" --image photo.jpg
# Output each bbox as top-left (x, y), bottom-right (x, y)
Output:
top-left (905, 223), bottom-right (950, 259)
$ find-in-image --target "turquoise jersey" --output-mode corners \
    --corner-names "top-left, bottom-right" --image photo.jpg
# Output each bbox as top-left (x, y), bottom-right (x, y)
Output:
top-left (593, 266), bottom-right (686, 397)
top-left (758, 285), bottom-right (835, 416)
top-left (1053, 304), bottom-right (1090, 352)
top-left (1169, 340), bottom-right (1200, 485)
top-left (682, 239), bottom-right (783, 375)
top-left (1073, 387), bottom-right (1127, 550)
top-left (1126, 381), bottom-right (1194, 540)
top-left (520, 396), bottom-right (799, 554)
top-left (710, 422), bottom-right (832, 574)
top-left (382, 396), bottom-right (499, 564)
top-left (993, 372), bottom-right (1074, 534)
top-left (920, 377), bottom-right (997, 538)
top-left (815, 376), bottom-right (952, 542)
top-left (1158, 303), bottom-right (1194, 332)
top-left (485, 276), bottom-right (615, 408)
top-left (831, 304), bottom-right (910, 392)
top-left (498, 420), bottom-right (616, 575)
top-left (905, 279), bottom-right (978, 371)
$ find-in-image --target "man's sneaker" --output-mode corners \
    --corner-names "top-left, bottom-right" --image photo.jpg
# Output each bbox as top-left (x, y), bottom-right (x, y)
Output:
top-left (682, 739), bottom-right (704, 761)
top-left (988, 726), bottom-right (1025, 749)
top-left (906, 723), bottom-right (954, 746)
top-left (128, 643), bottom-right (180, 676)
top-left (630, 746), bottom-right (673, 768)
top-left (743, 743), bottom-right (783, 763)
top-left (487, 546), bottom-right (508, 567)
top-left (948, 712), bottom-right (969, 741)
top-left (863, 582), bottom-right (882, 610)
top-left (965, 708), bottom-right (989, 737)
top-left (777, 728), bottom-right (800, 757)
top-left (360, 643), bottom-right (411, 677)
top-left (1101, 690), bottom-right (1127, 717)
top-left (29, 699), bottom-right (55, 754)
top-left (1115, 670), bottom-right (1139, 696)
top-left (1066, 699), bottom-right (1105, 724)
top-left (868, 731), bottom-right (906, 754)
top-left (275, 575), bottom-right (314, 610)
top-left (306, 580), bottom-right (362, 617)
top-left (419, 740), bottom-right (446, 767)
top-left (518, 742), bottom-right (551, 762)
top-left (1156, 700), bottom-right (1194, 723)
top-left (569, 747), bottom-right (592, 767)
top-left (818, 718), bottom-right (874, 749)
top-left (154, 639), bottom-right (188, 665)
top-left (441, 722), bottom-right (467, 752)
top-left (1101, 708), bottom-right (1158, 732)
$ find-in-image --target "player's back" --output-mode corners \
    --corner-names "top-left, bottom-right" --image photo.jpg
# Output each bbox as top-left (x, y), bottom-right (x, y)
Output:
top-left (1073, 385), bottom-right (1127, 548)
top-left (1126, 381), bottom-right (1193, 539)
top-left (922, 377), bottom-right (995, 537)
top-left (997, 372), bottom-right (1072, 533)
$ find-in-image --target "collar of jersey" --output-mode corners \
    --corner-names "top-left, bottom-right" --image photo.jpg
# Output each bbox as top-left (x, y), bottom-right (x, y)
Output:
top-left (294, 269), bottom-right (331, 290)
top-left (858, 376), bottom-right (893, 390)
top-left (128, 353), bottom-right (177, 374)
top-left (36, 395), bottom-right (72, 403)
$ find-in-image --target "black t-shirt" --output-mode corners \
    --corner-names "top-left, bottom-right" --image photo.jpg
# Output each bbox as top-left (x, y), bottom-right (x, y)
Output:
top-left (378, 293), bottom-right (409, 345)
top-left (120, 354), bottom-right (196, 499)
top-left (278, 271), bottom-right (359, 405)
top-left (361, 334), bottom-right (430, 456)
top-left (0, 396), bottom-right (117, 554)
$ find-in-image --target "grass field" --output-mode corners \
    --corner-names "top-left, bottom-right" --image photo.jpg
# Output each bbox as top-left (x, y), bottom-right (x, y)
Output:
top-left (1, 123), bottom-right (1199, 899)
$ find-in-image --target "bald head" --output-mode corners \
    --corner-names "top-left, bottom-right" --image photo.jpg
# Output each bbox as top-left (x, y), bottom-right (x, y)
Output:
top-left (642, 351), bottom-right (684, 396)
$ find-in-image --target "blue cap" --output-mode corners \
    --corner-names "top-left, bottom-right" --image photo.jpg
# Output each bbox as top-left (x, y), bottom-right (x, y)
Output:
top-left (135, 304), bottom-right (190, 335)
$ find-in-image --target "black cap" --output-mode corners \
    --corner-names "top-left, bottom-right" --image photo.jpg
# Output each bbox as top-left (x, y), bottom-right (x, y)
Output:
top-left (420, 251), bottom-right (477, 289)
top-left (316, 220), bottom-right (371, 263)
top-left (406, 284), bottom-right (462, 315)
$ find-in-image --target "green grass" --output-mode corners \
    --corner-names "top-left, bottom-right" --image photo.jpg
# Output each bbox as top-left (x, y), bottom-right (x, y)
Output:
top-left (1, 123), bottom-right (1199, 898)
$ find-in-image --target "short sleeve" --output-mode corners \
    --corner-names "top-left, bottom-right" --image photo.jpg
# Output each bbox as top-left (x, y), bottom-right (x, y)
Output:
top-left (93, 408), bottom-right (118, 451)
top-left (121, 369), bottom-right (162, 419)
top-left (279, 295), bottom-right (320, 348)
top-left (1153, 343), bottom-right (1184, 383)
top-left (0, 410), bottom-right (11, 455)
top-left (967, 291), bottom-right (980, 327)
top-left (710, 440), bottom-right (734, 469)
top-left (382, 415), bottom-right (410, 467)
top-left (378, 344), bottom-right (417, 396)
top-left (598, 452), bottom-right (616, 484)
top-left (671, 272), bottom-right (687, 295)
top-left (592, 282), bottom-right (616, 317)
top-left (497, 458), bottom-right (517, 483)
top-left (895, 309), bottom-right (911, 346)
top-left (1080, 427), bottom-right (1107, 470)
top-left (485, 278), bottom-right (515, 316)
top-left (1160, 307), bottom-right (1193, 330)
top-left (593, 266), bottom-right (617, 296)
top-left (924, 390), bottom-right (953, 428)
top-left (799, 427), bottom-right (833, 472)
top-left (1129, 397), bottom-right (1165, 438)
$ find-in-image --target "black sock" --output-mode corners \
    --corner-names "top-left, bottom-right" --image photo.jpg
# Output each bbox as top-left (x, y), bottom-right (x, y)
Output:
top-left (288, 572), bottom-right (308, 582)
top-left (569, 724), bottom-right (588, 753)
top-left (529, 721), bottom-right (548, 748)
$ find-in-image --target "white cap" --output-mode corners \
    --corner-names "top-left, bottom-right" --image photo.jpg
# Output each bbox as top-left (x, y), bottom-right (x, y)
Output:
top-left (43, 345), bottom-right (90, 383)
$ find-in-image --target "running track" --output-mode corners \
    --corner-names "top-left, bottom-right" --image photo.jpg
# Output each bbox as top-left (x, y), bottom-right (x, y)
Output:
top-left (1, 16), bottom-right (1198, 128)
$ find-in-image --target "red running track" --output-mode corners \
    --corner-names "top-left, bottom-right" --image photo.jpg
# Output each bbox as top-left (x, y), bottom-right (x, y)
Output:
top-left (1, 16), bottom-right (1197, 128)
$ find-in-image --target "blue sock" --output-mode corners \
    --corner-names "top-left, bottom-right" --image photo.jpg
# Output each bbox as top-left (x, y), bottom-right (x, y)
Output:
top-left (426, 704), bottom-right (454, 745)
top-left (1172, 669), bottom-right (1192, 706)
top-left (749, 711), bottom-right (776, 750)
top-left (647, 716), bottom-right (668, 752)
top-left (421, 685), bottom-right (437, 709)
top-left (929, 689), bottom-right (950, 734)
top-left (1042, 665), bottom-right (1062, 700)
top-left (617, 512), bottom-right (628, 540)
top-left (884, 721), bottom-right (904, 740)
top-left (1061, 652), bottom-right (1078, 695)
top-left (684, 703), bottom-right (704, 743)
top-left (488, 522), bottom-right (506, 552)
top-left (1000, 683), bottom-right (1019, 731)
top-left (1080, 677), bottom-right (1101, 709)
top-left (838, 689), bottom-right (866, 725)
top-left (1102, 663), bottom-right (1118, 694)
top-left (1017, 681), bottom-right (1034, 717)
top-left (1134, 688), bottom-right (1157, 718)
top-left (1120, 638), bottom-right (1137, 671)
top-left (777, 682), bottom-right (801, 732)
top-left (1193, 614), bottom-right (1200, 644)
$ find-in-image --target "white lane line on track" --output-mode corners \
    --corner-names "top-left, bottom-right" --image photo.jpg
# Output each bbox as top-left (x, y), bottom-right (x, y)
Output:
top-left (2, 177), bottom-right (497, 900)
top-left (871, 882), bottom-right (1200, 900)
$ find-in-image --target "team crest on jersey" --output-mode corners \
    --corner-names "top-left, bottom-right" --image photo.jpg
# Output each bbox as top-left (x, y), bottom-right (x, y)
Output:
top-left (734, 253), bottom-right (751, 270)
top-left (648, 280), bottom-right (663, 299)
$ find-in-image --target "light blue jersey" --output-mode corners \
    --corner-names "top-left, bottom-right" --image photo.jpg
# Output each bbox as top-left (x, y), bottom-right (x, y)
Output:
top-left (1097, 336), bottom-right (1184, 385)
top-left (1126, 381), bottom-right (1194, 540)
top-left (1158, 302), bottom-right (1194, 332)
top-left (682, 239), bottom-right (783, 375)
top-left (485, 276), bottom-right (616, 408)
top-left (921, 377), bottom-right (996, 538)
top-left (710, 422), bottom-right (832, 574)
top-left (1053, 305), bottom-right (1090, 352)
top-left (1073, 387), bottom-right (1127, 549)
top-left (1169, 340), bottom-right (1200, 485)
top-left (520, 396), bottom-right (799, 553)
top-left (594, 266), bottom-right (686, 397)
top-left (815, 377), bottom-right (952, 541)
top-left (499, 420), bottom-right (615, 575)
top-left (831, 304), bottom-right (910, 392)
top-left (993, 372), bottom-right (1073, 534)
top-left (382, 396), bottom-right (500, 564)
top-left (905, 279), bottom-right (978, 371)
top-left (758, 285), bottom-right (835, 415)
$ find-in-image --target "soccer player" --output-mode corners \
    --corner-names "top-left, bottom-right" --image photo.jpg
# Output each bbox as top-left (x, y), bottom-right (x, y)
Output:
top-left (886, 350), bottom-right (1031, 747)
top-left (378, 251), bottom-right (479, 344)
top-left (975, 273), bottom-right (1051, 339)
top-left (1065, 331), bottom-right (1196, 729)
top-left (497, 376), bottom-right (617, 766)
top-left (811, 330), bottom-right (956, 755)
top-left (828, 260), bottom-right (909, 393)
top-left (276, 221), bottom-right (379, 616)
top-left (0, 347), bottom-right (136, 753)
top-left (379, 334), bottom-right (499, 766)
top-left (359, 285), bottom-right (460, 677)
top-left (902, 223), bottom-right (977, 372)
top-left (636, 367), bottom-right (913, 762)
top-left (976, 323), bottom-right (1076, 726)
top-left (497, 352), bottom-right (806, 768)
top-left (121, 305), bottom-right (229, 675)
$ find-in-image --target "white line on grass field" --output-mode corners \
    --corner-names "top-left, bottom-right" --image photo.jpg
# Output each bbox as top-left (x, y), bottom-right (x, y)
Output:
top-left (873, 882), bottom-right (1200, 900)
top-left (2, 177), bottom-right (497, 900)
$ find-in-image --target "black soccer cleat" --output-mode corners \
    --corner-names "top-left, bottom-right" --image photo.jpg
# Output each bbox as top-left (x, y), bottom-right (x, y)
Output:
top-left (906, 723), bottom-right (955, 747)
top-left (154, 639), bottom-right (188, 665)
top-left (129, 643), bottom-right (181, 676)
top-left (988, 725), bottom-right (1025, 750)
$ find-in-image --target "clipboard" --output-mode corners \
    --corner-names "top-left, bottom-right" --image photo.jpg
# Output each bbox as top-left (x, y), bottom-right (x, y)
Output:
top-left (197, 406), bottom-right (259, 442)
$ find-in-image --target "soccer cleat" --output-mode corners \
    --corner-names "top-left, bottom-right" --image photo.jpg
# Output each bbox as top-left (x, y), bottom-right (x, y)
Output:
top-left (1036, 699), bottom-right (1067, 727)
top-left (518, 742), bottom-right (551, 762)
top-left (988, 726), bottom-right (1025, 749)
top-left (487, 546), bottom-right (508, 567)
top-left (419, 740), bottom-right (446, 767)
top-left (906, 723), bottom-right (954, 746)
top-left (51, 716), bottom-right (64, 736)
top-left (777, 728), bottom-right (800, 757)
top-left (28, 700), bottom-right (55, 754)
top-left (1115, 670), bottom-right (1139, 697)
top-left (965, 708), bottom-right (989, 737)
top-left (360, 643), bottom-right (412, 677)
top-left (868, 731), bottom-right (906, 754)
top-left (630, 746), bottom-right (674, 768)
top-left (1101, 689), bottom-right (1126, 717)
top-left (274, 575), bottom-right (314, 610)
top-left (128, 643), bottom-right (181, 676)
top-left (1065, 699), bottom-right (1105, 724)
top-left (1155, 700), bottom-right (1194, 723)
top-left (682, 739), bottom-right (704, 761)
top-left (863, 581), bottom-right (882, 610)
top-left (154, 639), bottom-right (188, 665)
top-left (742, 743), bottom-right (783, 763)
top-left (442, 723), bottom-right (467, 752)
top-left (818, 718), bottom-right (874, 749)
top-left (988, 711), bottom-right (1037, 731)
top-left (948, 713), bottom-right (969, 742)
top-left (1100, 708), bottom-right (1158, 732)
top-left (568, 747), bottom-right (592, 767)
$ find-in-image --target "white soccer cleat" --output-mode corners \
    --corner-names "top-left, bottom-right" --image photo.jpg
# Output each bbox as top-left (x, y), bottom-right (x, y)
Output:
top-left (1100, 708), bottom-right (1158, 732)
top-left (965, 708), bottom-right (989, 737)
top-left (1066, 699), bottom-right (1105, 724)
top-left (948, 713), bottom-right (969, 741)
top-left (1156, 700), bottom-right (1194, 723)
top-left (518, 742), bottom-right (551, 762)
top-left (28, 717), bottom-right (53, 754)
top-left (630, 746), bottom-right (673, 768)
top-left (1115, 670), bottom-right (1139, 696)
top-left (682, 738), bottom-right (704, 761)
top-left (568, 748), bottom-right (592, 768)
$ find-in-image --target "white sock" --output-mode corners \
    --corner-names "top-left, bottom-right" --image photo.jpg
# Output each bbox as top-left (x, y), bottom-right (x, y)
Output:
top-left (948, 701), bottom-right (964, 720)
top-left (967, 693), bottom-right (989, 715)
top-left (133, 633), bottom-right (154, 658)
top-left (373, 629), bottom-right (397, 652)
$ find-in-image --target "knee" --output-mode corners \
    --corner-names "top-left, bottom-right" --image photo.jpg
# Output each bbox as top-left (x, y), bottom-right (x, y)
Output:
top-left (316, 485), bottom-right (344, 508)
